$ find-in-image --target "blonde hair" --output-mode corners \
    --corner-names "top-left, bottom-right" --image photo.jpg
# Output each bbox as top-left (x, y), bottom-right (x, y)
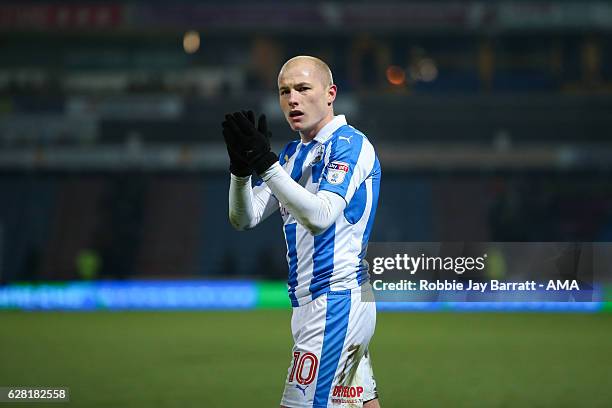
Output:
top-left (278, 55), bottom-right (334, 87)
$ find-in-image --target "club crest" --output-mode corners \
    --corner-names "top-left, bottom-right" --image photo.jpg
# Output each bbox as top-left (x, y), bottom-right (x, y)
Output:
top-left (310, 145), bottom-right (325, 166)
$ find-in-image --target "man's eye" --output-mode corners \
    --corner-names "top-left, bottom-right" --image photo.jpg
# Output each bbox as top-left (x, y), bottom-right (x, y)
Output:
top-left (298, 87), bottom-right (309, 92)
top-left (280, 90), bottom-right (289, 95)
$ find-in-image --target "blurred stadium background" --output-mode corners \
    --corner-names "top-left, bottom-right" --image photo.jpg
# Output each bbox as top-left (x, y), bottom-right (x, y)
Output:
top-left (0, 1), bottom-right (611, 407)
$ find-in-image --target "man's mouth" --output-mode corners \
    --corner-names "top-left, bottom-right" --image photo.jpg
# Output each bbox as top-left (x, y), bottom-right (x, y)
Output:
top-left (289, 110), bottom-right (304, 119)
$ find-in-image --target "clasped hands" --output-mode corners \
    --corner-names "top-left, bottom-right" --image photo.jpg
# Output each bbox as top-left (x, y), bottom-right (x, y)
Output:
top-left (222, 110), bottom-right (278, 177)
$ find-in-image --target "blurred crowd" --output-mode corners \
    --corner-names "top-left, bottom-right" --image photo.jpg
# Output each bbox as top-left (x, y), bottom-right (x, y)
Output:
top-left (1, 34), bottom-right (611, 97)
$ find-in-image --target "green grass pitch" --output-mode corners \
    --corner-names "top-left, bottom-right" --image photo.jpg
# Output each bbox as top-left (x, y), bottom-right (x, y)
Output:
top-left (0, 311), bottom-right (611, 407)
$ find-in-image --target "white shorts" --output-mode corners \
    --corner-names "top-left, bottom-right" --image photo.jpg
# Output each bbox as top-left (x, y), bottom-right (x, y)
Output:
top-left (281, 286), bottom-right (378, 408)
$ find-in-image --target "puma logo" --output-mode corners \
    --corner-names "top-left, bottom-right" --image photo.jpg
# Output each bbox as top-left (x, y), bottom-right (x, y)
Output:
top-left (295, 384), bottom-right (309, 396)
top-left (338, 135), bottom-right (352, 143)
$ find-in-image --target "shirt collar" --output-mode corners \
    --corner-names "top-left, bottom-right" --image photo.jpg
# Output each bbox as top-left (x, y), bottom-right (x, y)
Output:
top-left (313, 115), bottom-right (347, 144)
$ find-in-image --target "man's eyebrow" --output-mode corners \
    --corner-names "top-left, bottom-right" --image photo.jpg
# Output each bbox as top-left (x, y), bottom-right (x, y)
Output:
top-left (279, 82), bottom-right (313, 90)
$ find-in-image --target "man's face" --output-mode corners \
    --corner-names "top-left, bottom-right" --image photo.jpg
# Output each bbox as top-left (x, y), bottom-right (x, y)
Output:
top-left (277, 62), bottom-right (334, 135)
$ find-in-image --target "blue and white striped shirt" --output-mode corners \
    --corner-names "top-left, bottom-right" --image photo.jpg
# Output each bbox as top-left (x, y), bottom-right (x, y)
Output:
top-left (277, 115), bottom-right (381, 307)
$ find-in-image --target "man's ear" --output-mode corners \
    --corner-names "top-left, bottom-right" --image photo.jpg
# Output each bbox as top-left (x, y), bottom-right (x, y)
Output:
top-left (327, 84), bottom-right (337, 106)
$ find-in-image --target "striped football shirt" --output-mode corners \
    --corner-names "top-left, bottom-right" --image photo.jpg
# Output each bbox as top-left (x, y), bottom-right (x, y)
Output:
top-left (277, 115), bottom-right (381, 307)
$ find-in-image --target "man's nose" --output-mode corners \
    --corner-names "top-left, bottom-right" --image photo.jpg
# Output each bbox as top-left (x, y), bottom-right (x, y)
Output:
top-left (288, 90), bottom-right (299, 107)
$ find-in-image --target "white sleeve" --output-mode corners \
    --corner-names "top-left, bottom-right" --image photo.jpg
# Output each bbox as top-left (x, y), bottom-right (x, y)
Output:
top-left (228, 174), bottom-right (279, 230)
top-left (260, 162), bottom-right (346, 235)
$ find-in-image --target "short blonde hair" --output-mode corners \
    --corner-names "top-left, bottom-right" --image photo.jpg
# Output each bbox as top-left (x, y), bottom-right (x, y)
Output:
top-left (278, 55), bottom-right (334, 87)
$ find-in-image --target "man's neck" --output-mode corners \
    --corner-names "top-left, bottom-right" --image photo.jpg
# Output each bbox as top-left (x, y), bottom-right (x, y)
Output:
top-left (299, 112), bottom-right (334, 143)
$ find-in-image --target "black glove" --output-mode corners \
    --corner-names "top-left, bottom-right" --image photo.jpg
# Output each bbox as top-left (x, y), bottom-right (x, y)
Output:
top-left (222, 111), bottom-right (253, 177)
top-left (225, 111), bottom-right (278, 175)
